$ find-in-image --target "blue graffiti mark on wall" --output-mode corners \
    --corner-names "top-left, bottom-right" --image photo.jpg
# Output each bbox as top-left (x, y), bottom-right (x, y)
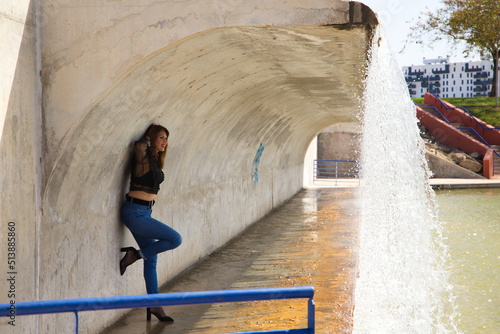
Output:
top-left (252, 142), bottom-right (265, 182)
top-left (254, 142), bottom-right (264, 163)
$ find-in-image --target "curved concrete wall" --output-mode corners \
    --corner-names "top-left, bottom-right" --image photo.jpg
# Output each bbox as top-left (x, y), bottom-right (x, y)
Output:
top-left (40, 0), bottom-right (375, 177)
top-left (1, 1), bottom-right (376, 332)
top-left (1, 1), bottom-right (39, 332)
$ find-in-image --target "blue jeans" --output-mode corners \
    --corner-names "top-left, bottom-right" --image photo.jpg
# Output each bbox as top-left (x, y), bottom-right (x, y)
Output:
top-left (120, 201), bottom-right (182, 294)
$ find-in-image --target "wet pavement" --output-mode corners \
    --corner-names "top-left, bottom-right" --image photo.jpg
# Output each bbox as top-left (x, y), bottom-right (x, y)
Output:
top-left (101, 187), bottom-right (360, 334)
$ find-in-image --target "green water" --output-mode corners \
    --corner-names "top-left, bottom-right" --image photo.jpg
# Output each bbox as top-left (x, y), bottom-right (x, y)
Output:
top-left (436, 188), bottom-right (500, 333)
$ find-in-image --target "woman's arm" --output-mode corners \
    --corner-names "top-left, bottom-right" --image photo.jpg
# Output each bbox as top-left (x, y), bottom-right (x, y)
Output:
top-left (133, 136), bottom-right (151, 162)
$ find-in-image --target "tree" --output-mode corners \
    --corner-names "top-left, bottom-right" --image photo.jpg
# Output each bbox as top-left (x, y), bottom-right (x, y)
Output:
top-left (409, 0), bottom-right (500, 102)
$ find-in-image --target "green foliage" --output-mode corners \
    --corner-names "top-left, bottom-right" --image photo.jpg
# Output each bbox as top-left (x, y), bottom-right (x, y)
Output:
top-left (409, 0), bottom-right (500, 97)
top-left (413, 98), bottom-right (425, 105)
top-left (410, 0), bottom-right (500, 57)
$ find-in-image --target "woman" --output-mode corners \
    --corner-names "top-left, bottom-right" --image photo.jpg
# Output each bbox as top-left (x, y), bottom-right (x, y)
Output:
top-left (119, 124), bottom-right (182, 322)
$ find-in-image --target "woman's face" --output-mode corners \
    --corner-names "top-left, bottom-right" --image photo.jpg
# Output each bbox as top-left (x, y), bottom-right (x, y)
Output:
top-left (154, 130), bottom-right (168, 152)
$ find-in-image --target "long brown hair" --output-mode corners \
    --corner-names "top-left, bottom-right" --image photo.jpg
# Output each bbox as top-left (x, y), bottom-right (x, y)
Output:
top-left (144, 124), bottom-right (169, 169)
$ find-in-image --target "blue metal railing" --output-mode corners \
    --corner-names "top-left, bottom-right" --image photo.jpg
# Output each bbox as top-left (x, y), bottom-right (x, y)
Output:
top-left (428, 89), bottom-right (500, 132)
top-left (425, 89), bottom-right (500, 159)
top-left (313, 159), bottom-right (359, 185)
top-left (0, 286), bottom-right (315, 334)
top-left (421, 105), bottom-right (496, 149)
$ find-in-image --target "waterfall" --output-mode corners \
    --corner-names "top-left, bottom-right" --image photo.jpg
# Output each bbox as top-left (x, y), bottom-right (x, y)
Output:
top-left (353, 26), bottom-right (459, 333)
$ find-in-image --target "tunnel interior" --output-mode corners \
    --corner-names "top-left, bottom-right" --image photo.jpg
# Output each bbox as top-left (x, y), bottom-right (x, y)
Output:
top-left (42, 23), bottom-right (370, 291)
top-left (0, 1), bottom-right (383, 332)
top-left (38, 23), bottom-right (372, 331)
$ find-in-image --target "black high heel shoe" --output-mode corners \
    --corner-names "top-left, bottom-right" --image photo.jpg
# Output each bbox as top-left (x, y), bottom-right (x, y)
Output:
top-left (147, 307), bottom-right (174, 322)
top-left (119, 247), bottom-right (141, 276)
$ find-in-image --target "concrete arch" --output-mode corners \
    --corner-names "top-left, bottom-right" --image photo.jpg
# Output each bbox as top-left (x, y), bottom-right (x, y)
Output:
top-left (42, 25), bottom-right (371, 332)
top-left (2, 1), bottom-right (377, 333)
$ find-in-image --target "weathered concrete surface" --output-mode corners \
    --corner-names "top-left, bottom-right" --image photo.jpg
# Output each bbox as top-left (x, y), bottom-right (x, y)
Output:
top-left (39, 0), bottom-right (375, 181)
top-left (38, 25), bottom-right (370, 333)
top-left (0, 1), bottom-right (39, 333)
top-left (1, 1), bottom-right (376, 333)
top-left (318, 123), bottom-right (361, 161)
top-left (101, 188), bottom-right (359, 334)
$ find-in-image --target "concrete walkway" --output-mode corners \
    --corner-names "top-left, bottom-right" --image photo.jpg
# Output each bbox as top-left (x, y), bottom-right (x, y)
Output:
top-left (429, 177), bottom-right (500, 189)
top-left (308, 177), bottom-right (500, 189)
top-left (101, 187), bottom-right (360, 334)
top-left (99, 177), bottom-right (500, 334)
top-left (309, 177), bottom-right (500, 189)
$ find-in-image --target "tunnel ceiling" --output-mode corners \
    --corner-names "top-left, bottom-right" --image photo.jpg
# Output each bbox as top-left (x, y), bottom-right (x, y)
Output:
top-left (122, 24), bottom-right (371, 171)
top-left (152, 24), bottom-right (370, 126)
top-left (213, 25), bottom-right (369, 117)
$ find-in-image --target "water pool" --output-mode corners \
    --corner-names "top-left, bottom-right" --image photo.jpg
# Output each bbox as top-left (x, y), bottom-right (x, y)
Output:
top-left (436, 188), bottom-right (500, 333)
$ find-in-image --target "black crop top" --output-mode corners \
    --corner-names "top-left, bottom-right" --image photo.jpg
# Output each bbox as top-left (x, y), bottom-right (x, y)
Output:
top-left (129, 137), bottom-right (165, 194)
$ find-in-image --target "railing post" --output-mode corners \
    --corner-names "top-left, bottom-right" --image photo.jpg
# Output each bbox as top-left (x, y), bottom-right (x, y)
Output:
top-left (74, 311), bottom-right (79, 334)
top-left (308, 298), bottom-right (315, 333)
top-left (313, 159), bottom-right (316, 184)
top-left (335, 161), bottom-right (338, 186)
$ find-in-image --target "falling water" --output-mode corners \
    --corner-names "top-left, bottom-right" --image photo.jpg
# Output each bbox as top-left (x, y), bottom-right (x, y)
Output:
top-left (353, 26), bottom-right (459, 333)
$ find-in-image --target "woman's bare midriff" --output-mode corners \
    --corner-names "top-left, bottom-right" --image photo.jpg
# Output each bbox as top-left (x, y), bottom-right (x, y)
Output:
top-left (128, 190), bottom-right (157, 202)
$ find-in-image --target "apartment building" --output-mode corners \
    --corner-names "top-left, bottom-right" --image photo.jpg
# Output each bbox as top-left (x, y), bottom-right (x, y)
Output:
top-left (403, 56), bottom-right (496, 98)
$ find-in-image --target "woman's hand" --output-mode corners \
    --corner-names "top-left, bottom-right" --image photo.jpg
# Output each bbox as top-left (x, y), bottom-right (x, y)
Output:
top-left (143, 136), bottom-right (151, 147)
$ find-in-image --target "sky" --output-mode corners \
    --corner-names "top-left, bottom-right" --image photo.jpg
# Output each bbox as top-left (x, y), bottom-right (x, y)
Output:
top-left (358, 0), bottom-right (481, 67)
